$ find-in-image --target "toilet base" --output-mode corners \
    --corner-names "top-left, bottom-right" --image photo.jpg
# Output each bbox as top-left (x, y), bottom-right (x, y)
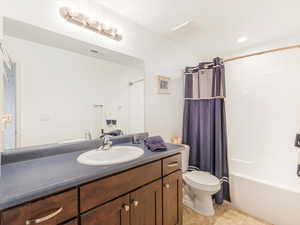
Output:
top-left (183, 192), bottom-right (216, 216)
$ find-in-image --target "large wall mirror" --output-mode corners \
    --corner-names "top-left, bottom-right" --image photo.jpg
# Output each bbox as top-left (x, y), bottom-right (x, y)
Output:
top-left (2, 18), bottom-right (145, 150)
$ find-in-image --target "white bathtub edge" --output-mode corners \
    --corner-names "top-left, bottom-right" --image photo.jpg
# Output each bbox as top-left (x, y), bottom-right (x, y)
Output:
top-left (229, 173), bottom-right (300, 225)
top-left (230, 172), bottom-right (300, 195)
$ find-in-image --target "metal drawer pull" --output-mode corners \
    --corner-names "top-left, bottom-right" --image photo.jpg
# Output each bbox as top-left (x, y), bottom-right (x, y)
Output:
top-left (26, 207), bottom-right (63, 225)
top-left (132, 200), bottom-right (139, 207)
top-left (123, 204), bottom-right (130, 211)
top-left (167, 162), bottom-right (179, 167)
top-left (164, 184), bottom-right (170, 189)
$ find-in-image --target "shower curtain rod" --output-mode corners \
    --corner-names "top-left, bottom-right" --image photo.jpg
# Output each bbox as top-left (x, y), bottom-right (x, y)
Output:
top-left (129, 78), bottom-right (144, 86)
top-left (186, 44), bottom-right (300, 73)
top-left (223, 44), bottom-right (300, 63)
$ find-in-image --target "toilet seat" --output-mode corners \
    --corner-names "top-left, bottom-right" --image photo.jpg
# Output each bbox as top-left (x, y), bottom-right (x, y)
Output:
top-left (183, 171), bottom-right (220, 192)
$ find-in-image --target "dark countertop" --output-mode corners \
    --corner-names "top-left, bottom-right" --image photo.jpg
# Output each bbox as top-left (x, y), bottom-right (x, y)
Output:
top-left (0, 142), bottom-right (183, 210)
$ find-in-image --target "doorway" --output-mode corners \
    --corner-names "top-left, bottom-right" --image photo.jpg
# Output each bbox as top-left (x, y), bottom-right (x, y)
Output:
top-left (3, 62), bottom-right (16, 149)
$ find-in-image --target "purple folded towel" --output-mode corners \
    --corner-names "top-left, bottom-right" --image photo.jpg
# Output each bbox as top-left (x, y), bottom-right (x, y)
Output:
top-left (144, 136), bottom-right (167, 152)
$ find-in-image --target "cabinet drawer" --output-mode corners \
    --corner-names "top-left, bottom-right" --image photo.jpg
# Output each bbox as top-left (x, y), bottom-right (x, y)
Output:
top-left (80, 160), bottom-right (161, 212)
top-left (1, 189), bottom-right (77, 225)
top-left (162, 154), bottom-right (182, 176)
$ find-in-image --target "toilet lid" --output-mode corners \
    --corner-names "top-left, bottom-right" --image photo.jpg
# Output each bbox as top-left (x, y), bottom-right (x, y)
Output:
top-left (184, 171), bottom-right (219, 186)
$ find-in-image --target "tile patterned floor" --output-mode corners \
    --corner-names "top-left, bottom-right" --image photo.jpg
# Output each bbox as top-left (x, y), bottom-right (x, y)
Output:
top-left (183, 204), bottom-right (273, 225)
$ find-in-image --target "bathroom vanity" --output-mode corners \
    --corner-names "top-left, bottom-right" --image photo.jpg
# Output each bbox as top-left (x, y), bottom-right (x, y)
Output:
top-left (0, 18), bottom-right (183, 225)
top-left (0, 17), bottom-right (184, 225)
top-left (0, 140), bottom-right (183, 225)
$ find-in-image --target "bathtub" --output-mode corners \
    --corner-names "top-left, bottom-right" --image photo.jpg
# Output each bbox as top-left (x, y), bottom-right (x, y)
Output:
top-left (229, 172), bottom-right (300, 225)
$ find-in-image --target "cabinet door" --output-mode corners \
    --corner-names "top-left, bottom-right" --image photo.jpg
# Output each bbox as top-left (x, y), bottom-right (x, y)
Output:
top-left (81, 195), bottom-right (130, 225)
top-left (163, 171), bottom-right (182, 225)
top-left (130, 179), bottom-right (162, 225)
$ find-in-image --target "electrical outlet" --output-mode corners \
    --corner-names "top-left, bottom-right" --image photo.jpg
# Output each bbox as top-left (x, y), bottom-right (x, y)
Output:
top-left (295, 134), bottom-right (300, 147)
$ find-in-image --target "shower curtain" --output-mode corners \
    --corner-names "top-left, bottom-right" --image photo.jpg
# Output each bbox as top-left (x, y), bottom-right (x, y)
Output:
top-left (182, 57), bottom-right (230, 204)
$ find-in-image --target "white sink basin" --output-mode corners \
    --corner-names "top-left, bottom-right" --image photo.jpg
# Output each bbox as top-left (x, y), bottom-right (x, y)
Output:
top-left (77, 146), bottom-right (144, 166)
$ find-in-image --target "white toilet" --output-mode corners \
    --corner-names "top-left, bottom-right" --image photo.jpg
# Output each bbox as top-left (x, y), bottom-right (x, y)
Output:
top-left (180, 145), bottom-right (221, 216)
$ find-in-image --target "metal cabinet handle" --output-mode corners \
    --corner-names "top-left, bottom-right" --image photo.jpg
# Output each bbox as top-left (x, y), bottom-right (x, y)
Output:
top-left (167, 162), bottom-right (178, 167)
top-left (123, 204), bottom-right (130, 212)
top-left (26, 207), bottom-right (63, 225)
top-left (132, 200), bottom-right (139, 207)
top-left (164, 184), bottom-right (170, 189)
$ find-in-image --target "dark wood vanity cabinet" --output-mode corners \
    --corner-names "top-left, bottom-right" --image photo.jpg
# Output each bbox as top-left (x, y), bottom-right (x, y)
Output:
top-left (80, 160), bottom-right (161, 212)
top-left (82, 179), bottom-right (163, 225)
top-left (0, 154), bottom-right (182, 225)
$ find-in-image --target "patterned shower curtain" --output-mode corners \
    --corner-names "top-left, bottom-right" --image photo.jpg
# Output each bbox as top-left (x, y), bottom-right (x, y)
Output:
top-left (182, 57), bottom-right (230, 204)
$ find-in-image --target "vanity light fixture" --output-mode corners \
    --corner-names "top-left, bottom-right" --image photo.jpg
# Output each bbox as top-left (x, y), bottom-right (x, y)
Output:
top-left (59, 7), bottom-right (122, 41)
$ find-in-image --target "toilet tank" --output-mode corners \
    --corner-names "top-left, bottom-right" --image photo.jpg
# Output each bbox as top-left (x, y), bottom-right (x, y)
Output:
top-left (180, 144), bottom-right (190, 172)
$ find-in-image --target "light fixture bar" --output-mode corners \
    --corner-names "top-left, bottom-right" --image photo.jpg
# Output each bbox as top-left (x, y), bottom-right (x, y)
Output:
top-left (59, 7), bottom-right (122, 41)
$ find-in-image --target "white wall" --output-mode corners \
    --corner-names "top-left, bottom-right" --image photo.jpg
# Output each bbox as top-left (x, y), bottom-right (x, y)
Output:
top-left (4, 35), bottom-right (143, 147)
top-left (129, 81), bottom-right (145, 133)
top-left (225, 37), bottom-right (300, 225)
top-left (1, 0), bottom-right (199, 144)
top-left (226, 39), bottom-right (300, 191)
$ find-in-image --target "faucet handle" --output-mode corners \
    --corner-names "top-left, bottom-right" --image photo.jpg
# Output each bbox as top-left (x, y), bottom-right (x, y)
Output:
top-left (102, 135), bottom-right (110, 143)
top-left (98, 134), bottom-right (113, 151)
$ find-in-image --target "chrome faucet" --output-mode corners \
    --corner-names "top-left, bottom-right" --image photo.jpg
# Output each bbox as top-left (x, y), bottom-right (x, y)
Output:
top-left (98, 135), bottom-right (112, 151)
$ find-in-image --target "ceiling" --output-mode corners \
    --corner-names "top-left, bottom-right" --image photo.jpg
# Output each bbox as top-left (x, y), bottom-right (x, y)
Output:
top-left (92, 0), bottom-right (300, 57)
